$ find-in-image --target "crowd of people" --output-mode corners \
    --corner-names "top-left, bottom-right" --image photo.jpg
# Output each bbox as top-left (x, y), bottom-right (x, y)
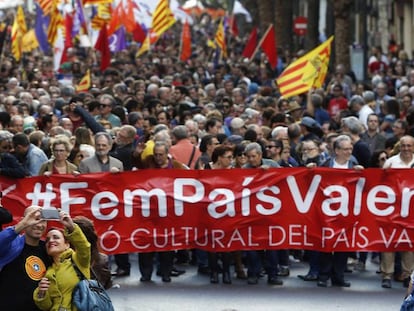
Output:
top-left (0, 15), bottom-right (414, 309)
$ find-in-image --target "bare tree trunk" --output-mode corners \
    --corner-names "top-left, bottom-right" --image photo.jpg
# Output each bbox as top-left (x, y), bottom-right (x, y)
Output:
top-left (241, 0), bottom-right (260, 30)
top-left (275, 0), bottom-right (294, 52)
top-left (258, 0), bottom-right (274, 32)
top-left (305, 0), bottom-right (319, 50)
top-left (333, 0), bottom-right (353, 70)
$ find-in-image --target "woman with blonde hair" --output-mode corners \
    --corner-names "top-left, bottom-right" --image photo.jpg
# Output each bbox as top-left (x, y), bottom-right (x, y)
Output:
top-left (38, 136), bottom-right (78, 175)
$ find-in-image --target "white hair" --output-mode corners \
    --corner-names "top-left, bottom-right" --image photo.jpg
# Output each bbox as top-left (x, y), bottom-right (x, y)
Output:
top-left (271, 126), bottom-right (288, 139)
top-left (79, 144), bottom-right (95, 158)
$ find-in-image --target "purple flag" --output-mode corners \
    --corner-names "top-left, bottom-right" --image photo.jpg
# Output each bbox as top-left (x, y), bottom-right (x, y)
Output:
top-left (73, 0), bottom-right (87, 37)
top-left (35, 4), bottom-right (50, 53)
top-left (109, 26), bottom-right (127, 52)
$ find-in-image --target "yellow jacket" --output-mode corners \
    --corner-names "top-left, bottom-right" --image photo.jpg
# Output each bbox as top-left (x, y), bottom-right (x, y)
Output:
top-left (33, 224), bottom-right (91, 311)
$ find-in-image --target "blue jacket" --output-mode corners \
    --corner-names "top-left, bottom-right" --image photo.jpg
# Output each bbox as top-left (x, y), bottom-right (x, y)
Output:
top-left (0, 226), bottom-right (25, 269)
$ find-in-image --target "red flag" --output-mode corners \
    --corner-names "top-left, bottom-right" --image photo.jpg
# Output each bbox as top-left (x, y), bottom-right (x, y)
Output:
top-left (228, 15), bottom-right (238, 37)
top-left (95, 25), bottom-right (111, 71)
top-left (179, 19), bottom-right (191, 62)
top-left (124, 0), bottom-right (137, 33)
top-left (64, 12), bottom-right (73, 49)
top-left (260, 24), bottom-right (277, 68)
top-left (133, 23), bottom-right (146, 43)
top-left (242, 26), bottom-right (257, 58)
top-left (107, 2), bottom-right (123, 36)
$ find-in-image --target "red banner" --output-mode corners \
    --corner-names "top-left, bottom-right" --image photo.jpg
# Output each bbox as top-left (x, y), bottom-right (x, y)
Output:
top-left (3, 168), bottom-right (414, 254)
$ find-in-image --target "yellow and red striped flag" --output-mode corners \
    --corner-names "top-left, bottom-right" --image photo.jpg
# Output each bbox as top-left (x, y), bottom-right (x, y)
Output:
top-left (214, 19), bottom-right (226, 58)
top-left (37, 0), bottom-right (53, 15)
top-left (276, 36), bottom-right (334, 98)
top-left (11, 6), bottom-right (27, 61)
top-left (149, 0), bottom-right (176, 44)
top-left (91, 3), bottom-right (111, 30)
top-left (76, 69), bottom-right (91, 93)
top-left (47, 4), bottom-right (63, 45)
top-left (136, 34), bottom-right (150, 58)
top-left (83, 0), bottom-right (112, 5)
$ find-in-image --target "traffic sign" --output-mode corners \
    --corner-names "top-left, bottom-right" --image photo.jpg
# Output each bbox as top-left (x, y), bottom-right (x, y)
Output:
top-left (294, 16), bottom-right (308, 36)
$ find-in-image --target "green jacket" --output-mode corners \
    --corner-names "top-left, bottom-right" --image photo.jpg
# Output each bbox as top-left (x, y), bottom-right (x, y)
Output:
top-left (33, 224), bottom-right (91, 311)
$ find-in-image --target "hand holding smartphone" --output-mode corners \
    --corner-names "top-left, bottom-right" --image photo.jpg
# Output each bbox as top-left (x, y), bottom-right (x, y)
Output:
top-left (40, 209), bottom-right (60, 220)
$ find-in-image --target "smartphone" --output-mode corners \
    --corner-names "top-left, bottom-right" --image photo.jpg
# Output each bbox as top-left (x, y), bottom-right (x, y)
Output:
top-left (41, 209), bottom-right (60, 220)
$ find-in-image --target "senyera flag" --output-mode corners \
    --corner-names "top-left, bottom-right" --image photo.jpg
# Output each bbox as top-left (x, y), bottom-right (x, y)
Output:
top-left (76, 69), bottom-right (91, 93)
top-left (276, 36), bottom-right (334, 98)
top-left (3, 167), bottom-right (414, 254)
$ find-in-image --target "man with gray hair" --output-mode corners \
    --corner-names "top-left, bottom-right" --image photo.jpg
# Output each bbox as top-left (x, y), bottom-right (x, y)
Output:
top-left (242, 142), bottom-right (282, 286)
top-left (341, 116), bottom-right (371, 168)
top-left (79, 132), bottom-right (125, 278)
top-left (170, 125), bottom-right (201, 169)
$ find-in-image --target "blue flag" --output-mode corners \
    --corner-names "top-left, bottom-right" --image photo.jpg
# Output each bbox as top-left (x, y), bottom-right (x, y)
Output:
top-left (35, 4), bottom-right (50, 53)
top-left (109, 26), bottom-right (127, 52)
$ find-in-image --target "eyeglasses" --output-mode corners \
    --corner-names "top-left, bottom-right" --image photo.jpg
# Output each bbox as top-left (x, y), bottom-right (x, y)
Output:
top-left (266, 145), bottom-right (277, 149)
top-left (236, 153), bottom-right (246, 157)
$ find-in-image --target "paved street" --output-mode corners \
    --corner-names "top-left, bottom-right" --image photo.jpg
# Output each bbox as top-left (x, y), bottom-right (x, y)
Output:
top-left (106, 254), bottom-right (405, 311)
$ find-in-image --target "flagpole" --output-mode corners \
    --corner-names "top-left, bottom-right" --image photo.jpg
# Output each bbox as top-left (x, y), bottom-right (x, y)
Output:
top-left (249, 23), bottom-right (273, 63)
top-left (0, 22), bottom-right (9, 67)
top-left (178, 20), bottom-right (184, 61)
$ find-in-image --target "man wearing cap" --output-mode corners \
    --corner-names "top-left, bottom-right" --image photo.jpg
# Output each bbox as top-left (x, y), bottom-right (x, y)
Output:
top-left (224, 135), bottom-right (243, 150)
top-left (230, 117), bottom-right (246, 136)
top-left (286, 101), bottom-right (303, 122)
top-left (299, 116), bottom-right (323, 142)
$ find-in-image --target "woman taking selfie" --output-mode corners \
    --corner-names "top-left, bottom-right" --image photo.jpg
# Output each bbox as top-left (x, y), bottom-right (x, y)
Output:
top-left (33, 210), bottom-right (91, 310)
